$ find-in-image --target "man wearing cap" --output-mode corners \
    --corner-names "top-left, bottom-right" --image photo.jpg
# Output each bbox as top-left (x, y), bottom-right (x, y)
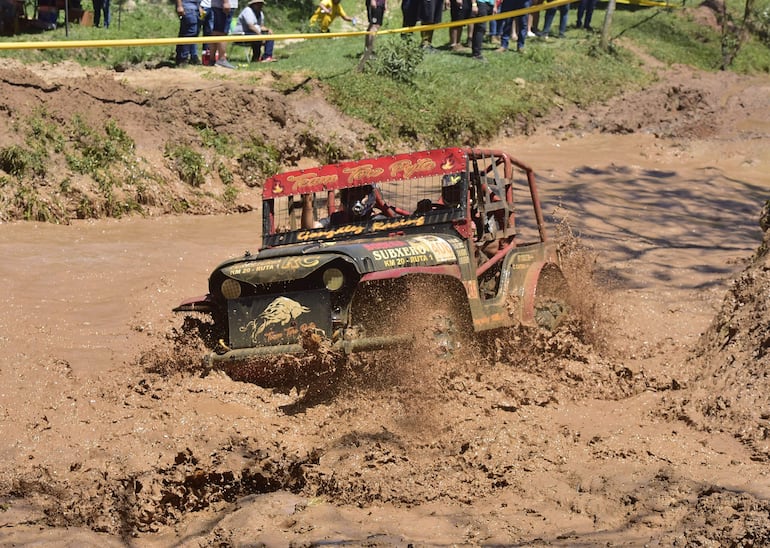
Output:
top-left (233, 0), bottom-right (275, 62)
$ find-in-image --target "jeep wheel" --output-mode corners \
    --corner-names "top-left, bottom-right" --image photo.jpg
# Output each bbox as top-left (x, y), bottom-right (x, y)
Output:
top-left (533, 266), bottom-right (571, 330)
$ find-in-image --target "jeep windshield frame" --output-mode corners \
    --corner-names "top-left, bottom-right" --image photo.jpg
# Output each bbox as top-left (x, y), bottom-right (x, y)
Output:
top-left (260, 147), bottom-right (549, 250)
top-left (261, 148), bottom-right (472, 248)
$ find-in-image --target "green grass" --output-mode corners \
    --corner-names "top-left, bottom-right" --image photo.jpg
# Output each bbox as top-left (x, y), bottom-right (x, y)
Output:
top-left (1, 0), bottom-right (768, 163)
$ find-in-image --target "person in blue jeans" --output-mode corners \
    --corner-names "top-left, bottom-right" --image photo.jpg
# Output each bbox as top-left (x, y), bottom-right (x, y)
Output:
top-left (176, 0), bottom-right (201, 65)
top-left (575, 0), bottom-right (596, 30)
top-left (199, 0), bottom-right (214, 55)
top-left (539, 0), bottom-right (568, 38)
top-left (93, 0), bottom-right (110, 27)
top-left (497, 0), bottom-right (529, 52)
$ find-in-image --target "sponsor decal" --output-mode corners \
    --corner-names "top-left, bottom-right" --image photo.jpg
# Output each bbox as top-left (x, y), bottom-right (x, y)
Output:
top-left (343, 164), bottom-right (385, 183)
top-left (410, 235), bottom-right (455, 264)
top-left (241, 297), bottom-right (310, 343)
top-left (228, 256), bottom-right (321, 275)
top-left (389, 157), bottom-right (437, 178)
top-left (370, 216), bottom-right (426, 231)
top-left (287, 172), bottom-right (339, 192)
top-left (297, 224), bottom-right (367, 241)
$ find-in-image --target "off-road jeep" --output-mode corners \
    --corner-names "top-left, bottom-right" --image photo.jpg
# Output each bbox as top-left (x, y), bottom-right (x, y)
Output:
top-left (175, 147), bottom-right (569, 366)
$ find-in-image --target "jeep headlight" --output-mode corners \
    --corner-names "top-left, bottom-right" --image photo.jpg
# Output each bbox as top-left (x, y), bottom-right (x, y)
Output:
top-left (323, 268), bottom-right (344, 291)
top-left (221, 278), bottom-right (242, 300)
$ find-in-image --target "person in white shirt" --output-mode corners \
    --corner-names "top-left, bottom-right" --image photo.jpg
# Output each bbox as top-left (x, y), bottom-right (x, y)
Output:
top-left (232, 0), bottom-right (275, 62)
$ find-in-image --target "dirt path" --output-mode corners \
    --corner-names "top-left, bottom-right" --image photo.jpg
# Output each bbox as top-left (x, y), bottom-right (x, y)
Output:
top-left (1, 61), bottom-right (769, 546)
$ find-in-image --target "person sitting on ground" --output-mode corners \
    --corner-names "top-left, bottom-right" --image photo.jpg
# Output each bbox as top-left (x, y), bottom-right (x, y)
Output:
top-left (302, 185), bottom-right (379, 228)
top-left (309, 0), bottom-right (356, 32)
top-left (232, 0), bottom-right (275, 63)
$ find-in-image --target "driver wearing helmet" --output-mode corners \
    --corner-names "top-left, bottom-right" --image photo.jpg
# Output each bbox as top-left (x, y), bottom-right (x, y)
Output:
top-left (415, 173), bottom-right (465, 214)
top-left (302, 184), bottom-right (377, 228)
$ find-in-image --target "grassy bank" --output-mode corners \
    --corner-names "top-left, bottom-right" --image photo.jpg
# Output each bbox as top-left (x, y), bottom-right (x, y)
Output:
top-left (2, 0), bottom-right (769, 148)
top-left (1, 0), bottom-right (768, 222)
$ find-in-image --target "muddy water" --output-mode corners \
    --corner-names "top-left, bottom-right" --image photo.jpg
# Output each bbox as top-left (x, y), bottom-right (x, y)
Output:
top-left (1, 133), bottom-right (769, 546)
top-left (1, 133), bottom-right (767, 377)
top-left (0, 213), bottom-right (262, 375)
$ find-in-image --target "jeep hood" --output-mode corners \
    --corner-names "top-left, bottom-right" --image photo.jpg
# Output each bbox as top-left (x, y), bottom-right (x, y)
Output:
top-left (218, 234), bottom-right (463, 286)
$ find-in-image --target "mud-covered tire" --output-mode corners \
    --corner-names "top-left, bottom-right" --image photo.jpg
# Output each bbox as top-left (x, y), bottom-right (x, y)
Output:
top-left (426, 312), bottom-right (459, 360)
top-left (533, 266), bottom-right (571, 330)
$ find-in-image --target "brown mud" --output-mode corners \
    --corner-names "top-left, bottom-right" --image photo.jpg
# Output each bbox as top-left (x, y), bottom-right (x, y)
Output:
top-left (1, 56), bottom-right (770, 546)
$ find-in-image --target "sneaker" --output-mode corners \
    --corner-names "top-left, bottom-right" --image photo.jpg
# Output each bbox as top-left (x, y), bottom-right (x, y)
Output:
top-left (450, 43), bottom-right (468, 52)
top-left (494, 46), bottom-right (508, 52)
top-left (260, 56), bottom-right (274, 62)
top-left (215, 59), bottom-right (236, 69)
top-left (421, 44), bottom-right (439, 54)
top-left (472, 55), bottom-right (488, 63)
top-left (527, 30), bottom-right (536, 38)
top-left (189, 56), bottom-right (201, 65)
top-left (175, 57), bottom-right (189, 66)
top-left (558, 33), bottom-right (566, 38)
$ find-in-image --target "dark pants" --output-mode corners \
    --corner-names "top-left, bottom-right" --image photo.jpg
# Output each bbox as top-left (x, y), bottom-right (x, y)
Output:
top-left (541, 3), bottom-right (568, 36)
top-left (472, 1), bottom-right (493, 57)
top-left (402, 0), bottom-right (436, 26)
top-left (249, 36), bottom-right (274, 60)
top-left (93, 0), bottom-right (110, 27)
top-left (500, 0), bottom-right (530, 51)
top-left (576, 0), bottom-right (596, 28)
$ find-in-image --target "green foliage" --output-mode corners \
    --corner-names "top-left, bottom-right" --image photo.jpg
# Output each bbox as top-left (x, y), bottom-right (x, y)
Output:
top-left (0, 178), bottom-right (63, 223)
top-left (164, 143), bottom-right (206, 187)
top-left (67, 115), bottom-right (135, 175)
top-left (238, 137), bottom-right (280, 187)
top-left (0, 145), bottom-right (46, 178)
top-left (199, 127), bottom-right (234, 155)
top-left (366, 35), bottom-right (425, 84)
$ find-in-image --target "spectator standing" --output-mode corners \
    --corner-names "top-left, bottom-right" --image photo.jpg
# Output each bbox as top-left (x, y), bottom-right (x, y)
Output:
top-left (418, 0), bottom-right (443, 51)
top-left (496, 0), bottom-right (529, 52)
top-left (233, 0), bottom-right (275, 62)
top-left (211, 0), bottom-right (238, 68)
top-left (364, 0), bottom-right (385, 54)
top-left (200, 0), bottom-right (214, 58)
top-left (401, 0), bottom-right (440, 51)
top-left (448, 0), bottom-right (470, 51)
top-left (538, 0), bottom-right (567, 38)
top-left (487, 0), bottom-right (503, 44)
top-left (526, 0), bottom-right (542, 37)
top-left (310, 0), bottom-right (356, 32)
top-left (93, 0), bottom-right (110, 27)
top-left (469, 0), bottom-right (493, 61)
top-left (176, 0), bottom-right (201, 65)
top-left (575, 0), bottom-right (595, 30)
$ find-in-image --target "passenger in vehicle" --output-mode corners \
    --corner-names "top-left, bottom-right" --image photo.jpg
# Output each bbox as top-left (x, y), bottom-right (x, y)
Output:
top-left (302, 185), bottom-right (378, 228)
top-left (415, 173), bottom-right (465, 214)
